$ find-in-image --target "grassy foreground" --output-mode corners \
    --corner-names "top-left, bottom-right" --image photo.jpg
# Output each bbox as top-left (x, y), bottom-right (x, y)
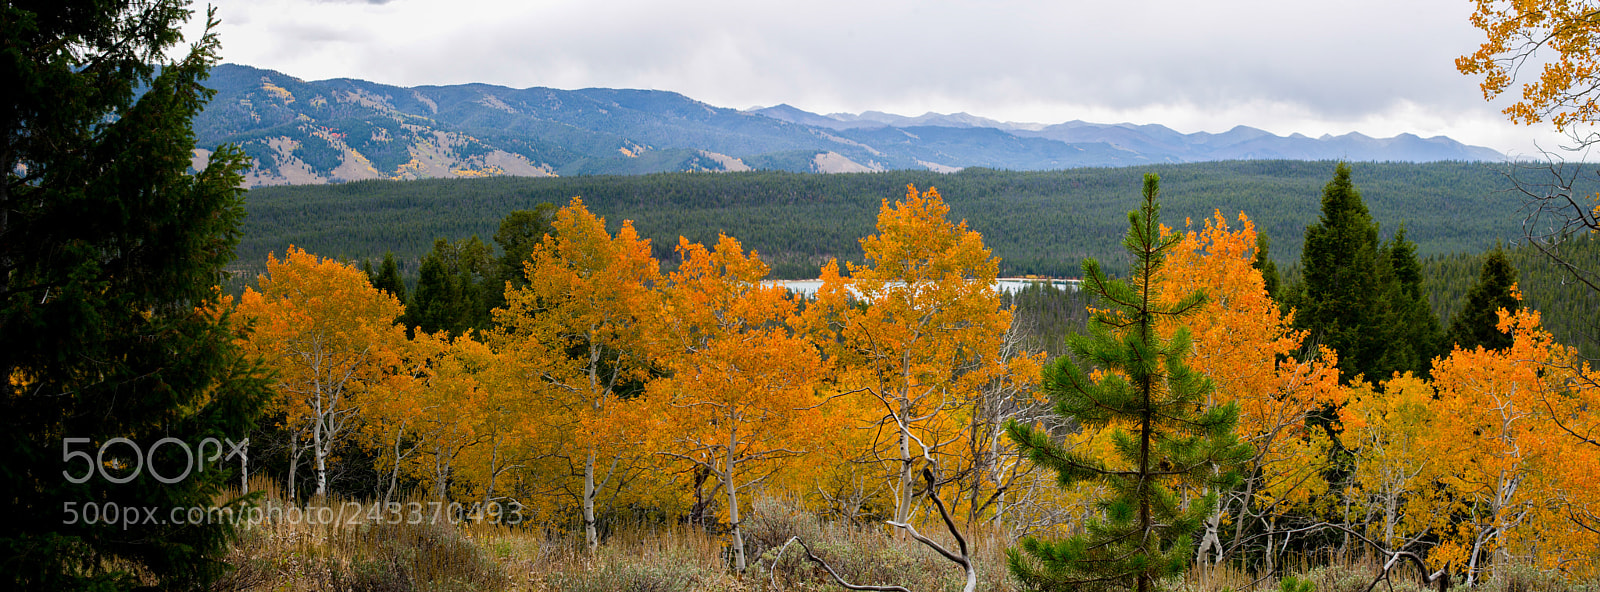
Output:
top-left (208, 483), bottom-right (1593, 592)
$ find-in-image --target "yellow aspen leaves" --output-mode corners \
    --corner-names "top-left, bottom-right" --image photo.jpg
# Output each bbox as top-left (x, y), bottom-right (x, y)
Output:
top-left (1458, 0), bottom-right (1600, 131)
top-left (491, 197), bottom-right (662, 552)
top-left (227, 188), bottom-right (1599, 586)
top-left (802, 185), bottom-right (1022, 528)
top-left (235, 246), bottom-right (410, 499)
top-left (647, 234), bottom-right (825, 571)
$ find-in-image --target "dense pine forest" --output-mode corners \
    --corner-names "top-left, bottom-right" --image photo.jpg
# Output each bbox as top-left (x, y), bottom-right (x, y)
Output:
top-left (238, 160), bottom-right (1542, 280)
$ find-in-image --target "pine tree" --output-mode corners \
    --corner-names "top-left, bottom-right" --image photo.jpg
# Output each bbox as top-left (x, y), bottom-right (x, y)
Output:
top-left (1374, 225), bottom-right (1442, 378)
top-left (367, 251), bottom-right (408, 304)
top-left (494, 204), bottom-right (557, 290)
top-left (1293, 164), bottom-right (1443, 382)
top-left (1006, 174), bottom-right (1249, 592)
top-left (0, 2), bottom-right (270, 589)
top-left (410, 249), bottom-right (458, 334)
top-left (1446, 245), bottom-right (1520, 352)
top-left (1294, 163), bottom-right (1388, 383)
top-left (1252, 232), bottom-right (1281, 301)
top-left (410, 236), bottom-right (495, 335)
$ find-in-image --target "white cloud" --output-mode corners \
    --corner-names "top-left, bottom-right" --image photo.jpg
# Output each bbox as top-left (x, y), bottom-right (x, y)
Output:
top-left (180, 0), bottom-right (1585, 156)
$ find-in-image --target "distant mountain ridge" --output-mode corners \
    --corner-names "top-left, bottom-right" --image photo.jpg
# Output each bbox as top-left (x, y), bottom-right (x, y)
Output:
top-left (751, 106), bottom-right (1505, 163)
top-left (193, 64), bottom-right (1505, 187)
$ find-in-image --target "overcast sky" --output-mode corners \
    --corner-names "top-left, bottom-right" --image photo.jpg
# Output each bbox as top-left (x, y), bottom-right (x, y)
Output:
top-left (182, 0), bottom-right (1582, 157)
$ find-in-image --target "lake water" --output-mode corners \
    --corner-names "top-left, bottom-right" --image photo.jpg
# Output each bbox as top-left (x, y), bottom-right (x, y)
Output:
top-left (762, 278), bottom-right (1080, 297)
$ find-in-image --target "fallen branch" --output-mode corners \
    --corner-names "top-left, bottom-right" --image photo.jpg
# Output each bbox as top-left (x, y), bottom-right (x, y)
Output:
top-left (769, 536), bottom-right (910, 592)
top-left (1362, 550), bottom-right (1450, 592)
top-left (1219, 521), bottom-right (1449, 592)
top-left (767, 467), bottom-right (977, 592)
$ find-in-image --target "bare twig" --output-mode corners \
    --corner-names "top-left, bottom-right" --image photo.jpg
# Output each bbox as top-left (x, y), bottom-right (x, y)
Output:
top-left (1220, 522), bottom-right (1450, 592)
top-left (886, 468), bottom-right (976, 592)
top-left (768, 536), bottom-right (911, 592)
top-left (768, 468), bottom-right (977, 592)
top-left (1362, 551), bottom-right (1450, 592)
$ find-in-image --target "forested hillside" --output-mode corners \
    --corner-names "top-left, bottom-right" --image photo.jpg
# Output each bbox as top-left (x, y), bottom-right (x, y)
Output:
top-left (237, 160), bottom-right (1544, 280)
top-left (1423, 236), bottom-right (1600, 358)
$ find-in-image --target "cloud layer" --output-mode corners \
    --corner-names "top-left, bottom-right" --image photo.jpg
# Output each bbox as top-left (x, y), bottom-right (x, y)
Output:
top-left (186, 0), bottom-right (1571, 155)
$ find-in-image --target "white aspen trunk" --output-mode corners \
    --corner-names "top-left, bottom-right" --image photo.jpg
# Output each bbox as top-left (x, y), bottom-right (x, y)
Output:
top-left (1466, 526), bottom-right (1493, 587)
top-left (287, 435), bottom-right (303, 501)
top-left (584, 444), bottom-right (599, 553)
top-left (1196, 497), bottom-right (1223, 566)
top-left (314, 442), bottom-right (328, 498)
top-left (895, 354), bottom-right (916, 531)
top-left (311, 349), bottom-right (331, 499)
top-left (1265, 516), bottom-right (1276, 574)
top-left (725, 425), bottom-right (745, 572)
top-left (384, 423), bottom-right (405, 505)
top-left (1382, 485), bottom-right (1399, 549)
top-left (583, 327), bottom-right (602, 553)
top-left (432, 441), bottom-right (452, 503)
top-left (1196, 461), bottom-right (1225, 567)
top-left (240, 443), bottom-right (249, 494)
top-left (313, 389), bottom-right (328, 498)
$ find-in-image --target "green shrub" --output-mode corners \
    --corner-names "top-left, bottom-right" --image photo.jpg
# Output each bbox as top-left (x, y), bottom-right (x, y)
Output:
top-left (1279, 574), bottom-right (1316, 592)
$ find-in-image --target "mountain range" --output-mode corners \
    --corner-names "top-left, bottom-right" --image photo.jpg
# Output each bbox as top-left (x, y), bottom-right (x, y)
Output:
top-left (192, 64), bottom-right (1507, 187)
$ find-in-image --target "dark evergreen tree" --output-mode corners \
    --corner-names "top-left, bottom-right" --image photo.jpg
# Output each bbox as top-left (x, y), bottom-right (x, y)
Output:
top-left (1374, 225), bottom-right (1442, 378)
top-left (1446, 245), bottom-right (1520, 352)
top-left (1293, 163), bottom-right (1389, 383)
top-left (1253, 232), bottom-right (1281, 301)
top-left (368, 251), bottom-right (408, 304)
top-left (1005, 174), bottom-right (1249, 592)
top-left (0, 3), bottom-right (270, 589)
top-left (494, 203), bottom-right (557, 289)
top-left (409, 236), bottom-right (495, 335)
top-left (410, 249), bottom-right (457, 334)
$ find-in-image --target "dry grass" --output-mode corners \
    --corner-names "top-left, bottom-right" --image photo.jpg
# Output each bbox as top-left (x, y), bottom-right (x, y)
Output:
top-left (210, 485), bottom-right (1600, 592)
top-left (210, 481), bottom-right (506, 592)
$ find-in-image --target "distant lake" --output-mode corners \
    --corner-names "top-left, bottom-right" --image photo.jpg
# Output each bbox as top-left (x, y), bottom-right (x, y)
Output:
top-left (763, 278), bottom-right (1081, 297)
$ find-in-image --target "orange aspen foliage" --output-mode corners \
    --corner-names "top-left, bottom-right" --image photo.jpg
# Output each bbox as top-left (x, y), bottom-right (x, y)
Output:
top-left (1457, 0), bottom-right (1600, 132)
top-left (1157, 211), bottom-right (1344, 563)
top-left (235, 246), bottom-right (410, 499)
top-left (446, 335), bottom-right (542, 509)
top-left (647, 234), bottom-right (825, 572)
top-left (371, 332), bottom-right (516, 505)
top-left (358, 328), bottom-right (441, 505)
top-left (1533, 339), bottom-right (1600, 561)
top-left (801, 185), bottom-right (1017, 528)
top-left (1426, 298), bottom-right (1600, 583)
top-left (491, 197), bottom-right (662, 553)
